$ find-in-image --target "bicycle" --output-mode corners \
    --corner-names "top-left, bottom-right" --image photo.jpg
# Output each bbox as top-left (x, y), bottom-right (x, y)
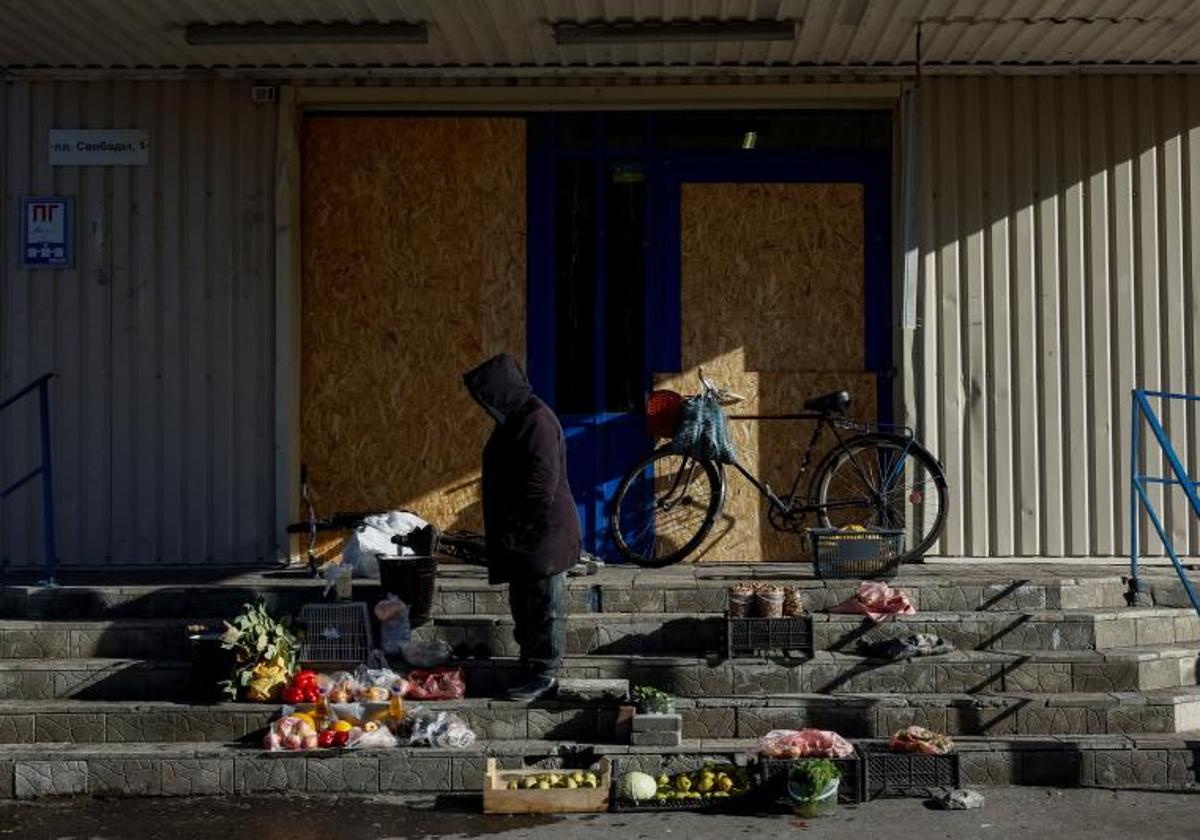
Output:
top-left (608, 372), bottom-right (948, 567)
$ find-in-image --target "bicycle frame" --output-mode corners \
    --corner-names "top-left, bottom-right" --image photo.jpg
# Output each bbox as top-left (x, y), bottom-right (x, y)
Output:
top-left (725, 411), bottom-right (914, 526)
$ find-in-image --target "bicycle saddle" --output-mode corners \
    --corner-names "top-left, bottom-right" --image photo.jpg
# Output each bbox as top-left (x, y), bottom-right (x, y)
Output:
top-left (804, 390), bottom-right (852, 414)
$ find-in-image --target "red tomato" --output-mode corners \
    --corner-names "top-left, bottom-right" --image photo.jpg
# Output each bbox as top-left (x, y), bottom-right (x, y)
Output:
top-left (281, 685), bottom-right (304, 705)
top-left (317, 730), bottom-right (336, 749)
top-left (332, 731), bottom-right (350, 748)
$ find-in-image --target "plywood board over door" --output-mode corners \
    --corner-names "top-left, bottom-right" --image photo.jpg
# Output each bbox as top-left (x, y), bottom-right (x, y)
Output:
top-left (300, 117), bottom-right (525, 548)
top-left (658, 182), bottom-right (875, 562)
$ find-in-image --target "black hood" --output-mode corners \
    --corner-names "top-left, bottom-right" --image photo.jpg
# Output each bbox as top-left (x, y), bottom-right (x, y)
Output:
top-left (463, 353), bottom-right (534, 423)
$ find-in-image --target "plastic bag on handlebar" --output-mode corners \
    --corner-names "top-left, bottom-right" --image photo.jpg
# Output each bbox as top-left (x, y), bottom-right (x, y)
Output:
top-left (667, 393), bottom-right (737, 463)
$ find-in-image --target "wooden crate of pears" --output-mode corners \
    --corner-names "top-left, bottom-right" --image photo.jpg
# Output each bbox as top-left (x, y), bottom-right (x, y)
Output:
top-left (482, 757), bottom-right (612, 814)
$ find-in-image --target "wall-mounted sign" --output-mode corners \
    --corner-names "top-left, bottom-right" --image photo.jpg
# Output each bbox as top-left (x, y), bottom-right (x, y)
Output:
top-left (20, 196), bottom-right (74, 269)
top-left (48, 129), bottom-right (150, 166)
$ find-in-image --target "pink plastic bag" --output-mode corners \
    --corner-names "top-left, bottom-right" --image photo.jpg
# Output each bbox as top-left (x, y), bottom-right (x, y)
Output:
top-left (757, 729), bottom-right (855, 760)
top-left (404, 666), bottom-right (466, 701)
top-left (828, 581), bottom-right (915, 623)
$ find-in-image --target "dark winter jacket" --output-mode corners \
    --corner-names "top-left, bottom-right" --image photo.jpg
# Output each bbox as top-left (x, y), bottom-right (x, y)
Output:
top-left (463, 354), bottom-right (581, 585)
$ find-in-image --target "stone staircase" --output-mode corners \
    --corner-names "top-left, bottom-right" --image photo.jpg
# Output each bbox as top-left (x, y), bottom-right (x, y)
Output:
top-left (0, 563), bottom-right (1196, 798)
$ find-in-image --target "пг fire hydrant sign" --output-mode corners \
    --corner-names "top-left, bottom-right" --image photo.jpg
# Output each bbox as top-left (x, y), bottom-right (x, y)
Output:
top-left (20, 197), bottom-right (74, 270)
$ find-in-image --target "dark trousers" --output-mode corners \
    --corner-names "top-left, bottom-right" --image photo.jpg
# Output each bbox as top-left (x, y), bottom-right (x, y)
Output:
top-left (508, 572), bottom-right (566, 677)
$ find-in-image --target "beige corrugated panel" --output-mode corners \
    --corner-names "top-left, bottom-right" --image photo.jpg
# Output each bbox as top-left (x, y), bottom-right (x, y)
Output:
top-left (0, 80), bottom-right (276, 567)
top-left (911, 74), bottom-right (1200, 558)
top-left (4, 1), bottom-right (1200, 69)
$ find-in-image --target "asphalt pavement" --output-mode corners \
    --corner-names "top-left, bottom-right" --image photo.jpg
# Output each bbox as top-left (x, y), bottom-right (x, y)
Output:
top-left (2, 787), bottom-right (1198, 839)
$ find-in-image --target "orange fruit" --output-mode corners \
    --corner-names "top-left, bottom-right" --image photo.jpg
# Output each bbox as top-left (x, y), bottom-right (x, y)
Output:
top-left (332, 720), bottom-right (353, 733)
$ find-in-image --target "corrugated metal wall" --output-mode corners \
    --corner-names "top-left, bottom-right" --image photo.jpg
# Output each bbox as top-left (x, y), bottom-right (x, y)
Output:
top-left (0, 80), bottom-right (276, 567)
top-left (907, 74), bottom-right (1200, 559)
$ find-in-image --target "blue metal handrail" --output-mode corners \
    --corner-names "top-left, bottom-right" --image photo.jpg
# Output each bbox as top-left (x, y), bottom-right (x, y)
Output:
top-left (0, 373), bottom-right (57, 586)
top-left (1130, 389), bottom-right (1200, 617)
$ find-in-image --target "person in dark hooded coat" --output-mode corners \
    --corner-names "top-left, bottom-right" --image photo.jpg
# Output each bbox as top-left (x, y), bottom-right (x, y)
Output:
top-left (463, 353), bottom-right (580, 701)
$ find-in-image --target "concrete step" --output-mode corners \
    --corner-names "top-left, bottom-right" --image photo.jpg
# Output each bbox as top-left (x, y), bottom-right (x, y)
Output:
top-left (1, 733), bottom-right (1196, 798)
top-left (0, 607), bottom-right (1192, 665)
top-left (459, 646), bottom-right (1200, 697)
top-left (0, 689), bottom-right (1195, 747)
top-left (408, 607), bottom-right (1200, 656)
top-left (0, 659), bottom-right (193, 701)
top-left (0, 619), bottom-right (201, 660)
top-left (1, 642), bottom-right (1194, 701)
top-left (0, 565), bottom-right (1132, 619)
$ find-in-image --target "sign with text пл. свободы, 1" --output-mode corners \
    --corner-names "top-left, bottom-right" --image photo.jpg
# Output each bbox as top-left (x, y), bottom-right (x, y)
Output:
top-left (48, 129), bottom-right (150, 166)
top-left (20, 197), bottom-right (74, 270)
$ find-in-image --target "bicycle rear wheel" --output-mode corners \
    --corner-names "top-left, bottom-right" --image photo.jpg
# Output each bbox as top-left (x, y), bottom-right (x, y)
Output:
top-left (609, 448), bottom-right (725, 567)
top-left (810, 434), bottom-right (948, 561)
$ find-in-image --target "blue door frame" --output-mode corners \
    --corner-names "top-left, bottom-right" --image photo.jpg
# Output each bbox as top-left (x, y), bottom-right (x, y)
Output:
top-left (527, 117), bottom-right (893, 560)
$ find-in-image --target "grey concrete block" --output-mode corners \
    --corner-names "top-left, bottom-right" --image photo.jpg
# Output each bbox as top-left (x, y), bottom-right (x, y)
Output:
top-left (162, 759), bottom-right (229, 796)
top-left (1016, 749), bottom-right (1081, 786)
top-left (88, 759), bottom-right (162, 796)
top-left (0, 761), bottom-right (12, 799)
top-left (556, 678), bottom-right (629, 703)
top-left (682, 708), bottom-right (735, 739)
top-left (1092, 749), bottom-right (1171, 788)
top-left (380, 755), bottom-right (451, 792)
top-left (35, 713), bottom-right (105, 743)
top-left (0, 715), bottom-right (34, 744)
top-left (235, 756), bottom-right (305, 794)
top-left (451, 755), bottom-right (487, 790)
top-left (959, 750), bottom-right (1014, 785)
top-left (306, 756), bottom-right (380, 794)
top-left (106, 713), bottom-right (174, 743)
top-left (632, 713), bottom-right (682, 733)
top-left (1, 628), bottom-right (70, 658)
top-left (14, 760), bottom-right (87, 798)
top-left (528, 708), bottom-right (600, 740)
top-left (631, 730), bottom-right (683, 747)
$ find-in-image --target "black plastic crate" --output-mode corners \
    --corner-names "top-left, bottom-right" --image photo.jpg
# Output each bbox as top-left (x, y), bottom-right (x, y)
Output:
top-left (809, 528), bottom-right (905, 580)
top-left (863, 750), bottom-right (960, 799)
top-left (726, 616), bottom-right (814, 659)
top-left (758, 756), bottom-right (863, 804)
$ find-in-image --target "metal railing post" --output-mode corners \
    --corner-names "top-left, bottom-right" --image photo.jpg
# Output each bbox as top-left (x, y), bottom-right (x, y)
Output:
top-left (1130, 390), bottom-right (1141, 592)
top-left (37, 379), bottom-right (57, 587)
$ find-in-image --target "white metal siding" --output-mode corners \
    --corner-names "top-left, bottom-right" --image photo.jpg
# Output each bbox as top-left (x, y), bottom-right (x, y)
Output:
top-left (5, 1), bottom-right (1200, 70)
top-left (0, 80), bottom-right (276, 567)
top-left (910, 74), bottom-right (1200, 558)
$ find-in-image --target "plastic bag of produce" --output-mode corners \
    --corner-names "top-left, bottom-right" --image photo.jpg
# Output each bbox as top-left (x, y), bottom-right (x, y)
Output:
top-left (404, 666), bottom-right (466, 701)
top-left (405, 709), bottom-right (476, 749)
top-left (758, 729), bottom-right (855, 760)
top-left (352, 665), bottom-right (408, 702)
top-left (263, 713), bottom-right (319, 752)
top-left (349, 722), bottom-right (399, 750)
top-left (374, 594), bottom-right (411, 655)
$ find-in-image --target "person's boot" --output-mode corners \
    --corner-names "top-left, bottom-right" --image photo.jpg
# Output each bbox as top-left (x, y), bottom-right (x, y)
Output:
top-left (506, 673), bottom-right (558, 702)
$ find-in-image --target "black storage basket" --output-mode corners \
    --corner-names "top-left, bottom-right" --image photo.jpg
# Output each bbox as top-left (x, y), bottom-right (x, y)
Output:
top-left (378, 555), bottom-right (438, 625)
top-left (726, 616), bottom-right (814, 658)
top-left (758, 756), bottom-right (863, 804)
top-left (809, 528), bottom-right (905, 580)
top-left (863, 749), bottom-right (960, 799)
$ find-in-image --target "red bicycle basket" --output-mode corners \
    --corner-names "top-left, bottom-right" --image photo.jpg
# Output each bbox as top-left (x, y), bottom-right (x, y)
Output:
top-left (646, 389), bottom-right (684, 439)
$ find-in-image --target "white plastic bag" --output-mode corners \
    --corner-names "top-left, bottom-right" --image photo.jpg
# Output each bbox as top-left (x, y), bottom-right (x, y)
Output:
top-left (374, 595), bottom-right (411, 655)
top-left (341, 511), bottom-right (430, 578)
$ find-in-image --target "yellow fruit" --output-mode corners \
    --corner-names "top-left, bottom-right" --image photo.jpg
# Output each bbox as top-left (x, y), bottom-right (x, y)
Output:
top-left (566, 778), bottom-right (578, 789)
top-left (718, 776), bottom-right (733, 792)
top-left (675, 775), bottom-right (692, 793)
top-left (332, 721), bottom-right (353, 733)
top-left (522, 778), bottom-right (538, 789)
top-left (507, 781), bottom-right (519, 790)
top-left (537, 781), bottom-right (551, 791)
top-left (291, 712), bottom-right (316, 729)
top-left (697, 778), bottom-right (714, 793)
top-left (656, 774), bottom-right (670, 787)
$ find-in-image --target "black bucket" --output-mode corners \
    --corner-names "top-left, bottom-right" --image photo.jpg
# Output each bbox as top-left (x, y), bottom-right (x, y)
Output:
top-left (189, 632), bottom-right (235, 704)
top-left (378, 555), bottom-right (438, 625)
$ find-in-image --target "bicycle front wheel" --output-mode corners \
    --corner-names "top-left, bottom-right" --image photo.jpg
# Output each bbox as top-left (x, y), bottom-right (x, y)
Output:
top-left (810, 434), bottom-right (948, 561)
top-left (609, 448), bottom-right (725, 567)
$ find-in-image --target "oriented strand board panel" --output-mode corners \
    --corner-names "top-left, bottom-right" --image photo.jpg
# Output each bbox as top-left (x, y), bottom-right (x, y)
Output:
top-left (665, 182), bottom-right (869, 562)
top-left (300, 117), bottom-right (525, 535)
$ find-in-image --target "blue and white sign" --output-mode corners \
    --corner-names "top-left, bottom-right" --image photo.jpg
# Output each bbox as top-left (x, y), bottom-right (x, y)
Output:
top-left (20, 196), bottom-right (74, 269)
